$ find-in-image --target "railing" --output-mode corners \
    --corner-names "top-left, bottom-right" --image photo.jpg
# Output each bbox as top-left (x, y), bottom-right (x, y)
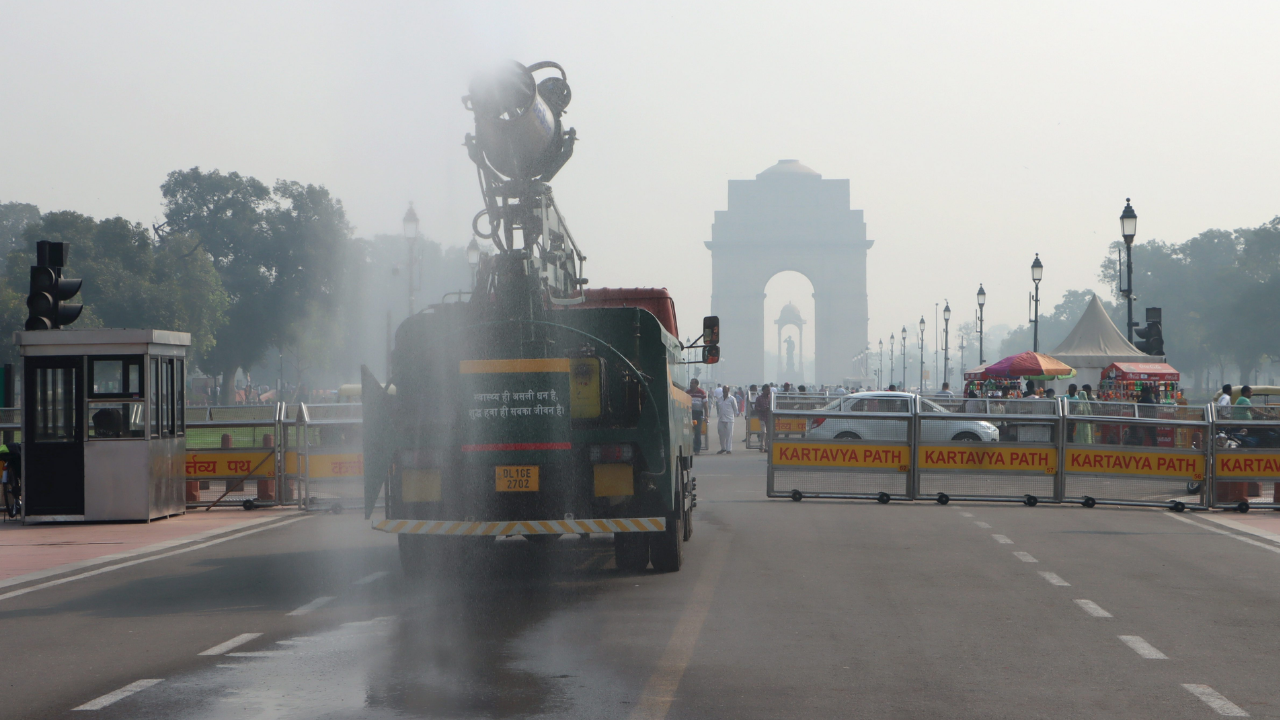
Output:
top-left (185, 403), bottom-right (287, 510)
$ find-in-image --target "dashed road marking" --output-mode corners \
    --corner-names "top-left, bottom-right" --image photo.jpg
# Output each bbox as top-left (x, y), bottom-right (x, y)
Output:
top-left (198, 633), bottom-right (263, 656)
top-left (72, 679), bottom-right (163, 710)
top-left (992, 534), bottom-right (1013, 544)
top-left (974, 521), bottom-right (992, 529)
top-left (959, 512), bottom-right (974, 517)
top-left (287, 596), bottom-right (335, 616)
top-left (1038, 571), bottom-right (1070, 586)
top-left (1013, 551), bottom-right (1038, 563)
top-left (1118, 635), bottom-right (1167, 659)
top-left (1182, 684), bottom-right (1249, 716)
top-left (1074, 599), bottom-right (1112, 617)
top-left (227, 651), bottom-right (290, 657)
top-left (353, 571), bottom-right (390, 585)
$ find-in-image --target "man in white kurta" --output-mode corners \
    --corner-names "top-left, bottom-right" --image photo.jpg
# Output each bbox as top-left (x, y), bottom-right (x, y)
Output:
top-left (715, 387), bottom-right (740, 454)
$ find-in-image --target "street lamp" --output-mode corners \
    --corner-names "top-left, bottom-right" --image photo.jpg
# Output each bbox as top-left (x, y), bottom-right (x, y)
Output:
top-left (1030, 253), bottom-right (1043, 352)
top-left (403, 203), bottom-right (420, 317)
top-left (976, 284), bottom-right (986, 364)
top-left (466, 236), bottom-right (481, 290)
top-left (878, 338), bottom-right (884, 390)
top-left (918, 317), bottom-right (926, 393)
top-left (958, 336), bottom-right (967, 389)
top-left (1120, 198), bottom-right (1138, 342)
top-left (889, 334), bottom-right (895, 387)
top-left (900, 326), bottom-right (907, 391)
top-left (942, 301), bottom-right (951, 390)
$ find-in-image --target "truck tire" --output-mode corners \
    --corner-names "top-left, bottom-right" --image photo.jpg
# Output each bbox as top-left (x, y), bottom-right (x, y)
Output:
top-left (614, 532), bottom-right (649, 572)
top-left (649, 515), bottom-right (684, 572)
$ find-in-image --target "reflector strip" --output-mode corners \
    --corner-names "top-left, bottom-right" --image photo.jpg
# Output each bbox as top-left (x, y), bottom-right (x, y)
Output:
top-left (372, 517), bottom-right (666, 535)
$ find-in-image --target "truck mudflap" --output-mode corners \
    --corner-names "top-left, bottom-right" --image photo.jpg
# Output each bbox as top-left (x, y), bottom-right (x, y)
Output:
top-left (372, 517), bottom-right (666, 536)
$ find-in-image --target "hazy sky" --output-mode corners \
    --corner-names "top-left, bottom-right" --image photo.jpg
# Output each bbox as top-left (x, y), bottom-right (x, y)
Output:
top-left (3, 1), bottom-right (1278, 357)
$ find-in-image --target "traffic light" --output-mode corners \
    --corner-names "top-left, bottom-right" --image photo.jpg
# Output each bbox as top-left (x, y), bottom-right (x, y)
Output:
top-left (24, 241), bottom-right (82, 330)
top-left (1134, 307), bottom-right (1163, 356)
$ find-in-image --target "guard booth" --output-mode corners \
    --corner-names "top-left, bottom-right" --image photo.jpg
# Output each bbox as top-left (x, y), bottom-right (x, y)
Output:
top-left (17, 329), bottom-right (190, 523)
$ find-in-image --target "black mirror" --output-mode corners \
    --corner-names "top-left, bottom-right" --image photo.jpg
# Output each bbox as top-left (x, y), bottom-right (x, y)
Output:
top-left (703, 316), bottom-right (719, 345)
top-left (703, 345), bottom-right (720, 364)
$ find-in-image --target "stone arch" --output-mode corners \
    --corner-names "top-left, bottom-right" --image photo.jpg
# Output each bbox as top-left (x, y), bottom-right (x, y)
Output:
top-left (706, 160), bottom-right (873, 384)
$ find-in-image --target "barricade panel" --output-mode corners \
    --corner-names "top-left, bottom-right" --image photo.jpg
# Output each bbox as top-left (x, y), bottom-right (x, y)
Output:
top-left (918, 397), bottom-right (1060, 502)
top-left (295, 402), bottom-right (366, 511)
top-left (1209, 404), bottom-right (1280, 508)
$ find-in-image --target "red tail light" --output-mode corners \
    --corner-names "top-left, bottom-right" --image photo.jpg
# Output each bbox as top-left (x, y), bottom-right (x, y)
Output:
top-left (589, 443), bottom-right (635, 463)
top-left (811, 418), bottom-right (825, 428)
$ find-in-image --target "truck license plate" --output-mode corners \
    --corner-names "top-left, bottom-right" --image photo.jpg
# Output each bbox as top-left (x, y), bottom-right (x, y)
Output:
top-left (495, 465), bottom-right (539, 492)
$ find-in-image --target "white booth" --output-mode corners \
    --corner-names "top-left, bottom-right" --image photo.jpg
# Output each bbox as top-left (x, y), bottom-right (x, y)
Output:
top-left (17, 329), bottom-right (189, 523)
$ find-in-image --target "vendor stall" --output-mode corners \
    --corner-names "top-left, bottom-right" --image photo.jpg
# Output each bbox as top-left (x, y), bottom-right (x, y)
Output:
top-left (1097, 362), bottom-right (1181, 402)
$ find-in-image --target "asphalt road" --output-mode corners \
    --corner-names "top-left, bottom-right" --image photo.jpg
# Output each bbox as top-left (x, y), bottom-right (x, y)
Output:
top-left (7, 448), bottom-right (1280, 719)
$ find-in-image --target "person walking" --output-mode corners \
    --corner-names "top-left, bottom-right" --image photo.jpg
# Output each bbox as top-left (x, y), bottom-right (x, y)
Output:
top-left (689, 378), bottom-right (707, 455)
top-left (754, 384), bottom-right (772, 452)
top-left (1216, 384), bottom-right (1234, 417)
top-left (715, 386), bottom-right (740, 454)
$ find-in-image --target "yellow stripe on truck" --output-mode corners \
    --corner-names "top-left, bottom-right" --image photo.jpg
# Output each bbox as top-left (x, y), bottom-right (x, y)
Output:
top-left (372, 517), bottom-right (668, 535)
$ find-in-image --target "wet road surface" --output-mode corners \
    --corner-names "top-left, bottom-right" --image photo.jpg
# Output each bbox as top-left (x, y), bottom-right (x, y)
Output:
top-left (8, 448), bottom-right (1280, 718)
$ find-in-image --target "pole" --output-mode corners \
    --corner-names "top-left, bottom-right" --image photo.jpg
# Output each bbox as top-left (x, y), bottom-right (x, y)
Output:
top-left (978, 306), bottom-right (985, 364)
top-left (1033, 281), bottom-right (1041, 352)
top-left (889, 336), bottom-right (895, 387)
top-left (406, 236), bottom-right (415, 318)
top-left (934, 303), bottom-right (939, 391)
top-left (1125, 242), bottom-right (1134, 342)
top-left (879, 347), bottom-right (884, 390)
top-left (919, 330), bottom-right (925, 393)
top-left (943, 314), bottom-right (950, 388)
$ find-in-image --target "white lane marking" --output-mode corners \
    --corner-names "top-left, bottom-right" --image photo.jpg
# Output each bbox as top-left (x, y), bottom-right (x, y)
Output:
top-left (286, 596), bottom-right (335, 616)
top-left (1118, 635), bottom-right (1167, 659)
top-left (1039, 571), bottom-right (1070, 586)
top-left (0, 514), bottom-right (298, 591)
top-left (72, 679), bottom-right (163, 710)
top-left (198, 633), bottom-right (263, 656)
top-left (1164, 513), bottom-right (1280, 555)
top-left (992, 534), bottom-right (1013, 544)
top-left (1074, 599), bottom-right (1113, 617)
top-left (353, 571), bottom-right (390, 585)
top-left (959, 512), bottom-right (974, 517)
top-left (1013, 551), bottom-right (1038, 563)
top-left (226, 651), bottom-right (290, 657)
top-left (1182, 684), bottom-right (1249, 716)
top-left (974, 521), bottom-right (992, 528)
top-left (0, 516), bottom-right (309, 604)
top-left (1202, 515), bottom-right (1280, 545)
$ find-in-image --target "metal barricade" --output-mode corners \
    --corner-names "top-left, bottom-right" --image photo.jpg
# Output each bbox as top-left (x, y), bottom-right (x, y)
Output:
top-left (185, 403), bottom-right (285, 510)
top-left (1208, 403), bottom-right (1280, 511)
top-left (1062, 400), bottom-right (1209, 510)
top-left (916, 397), bottom-right (1062, 505)
top-left (767, 392), bottom-right (914, 501)
top-left (293, 402), bottom-right (364, 512)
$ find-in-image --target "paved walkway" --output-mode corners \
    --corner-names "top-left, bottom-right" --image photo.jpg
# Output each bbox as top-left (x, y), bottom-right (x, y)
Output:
top-left (0, 507), bottom-right (299, 586)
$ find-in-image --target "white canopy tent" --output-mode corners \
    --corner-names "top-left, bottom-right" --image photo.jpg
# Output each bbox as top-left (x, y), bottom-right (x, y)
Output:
top-left (1047, 294), bottom-right (1163, 394)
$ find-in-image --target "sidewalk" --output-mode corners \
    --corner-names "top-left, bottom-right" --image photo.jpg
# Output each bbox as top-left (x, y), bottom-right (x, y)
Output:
top-left (0, 507), bottom-right (300, 587)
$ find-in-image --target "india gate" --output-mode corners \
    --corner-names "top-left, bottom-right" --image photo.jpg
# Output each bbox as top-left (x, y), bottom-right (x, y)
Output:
top-left (706, 160), bottom-right (872, 384)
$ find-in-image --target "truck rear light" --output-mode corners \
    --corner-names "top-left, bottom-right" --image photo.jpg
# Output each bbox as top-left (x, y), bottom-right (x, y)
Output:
top-left (589, 443), bottom-right (634, 463)
top-left (810, 418), bottom-right (826, 428)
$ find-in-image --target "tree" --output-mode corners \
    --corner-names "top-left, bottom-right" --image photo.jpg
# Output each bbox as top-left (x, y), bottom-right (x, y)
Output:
top-left (159, 168), bottom-right (351, 403)
top-left (0, 201), bottom-right (41, 272)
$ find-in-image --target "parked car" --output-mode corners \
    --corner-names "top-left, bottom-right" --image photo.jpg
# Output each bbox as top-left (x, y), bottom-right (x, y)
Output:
top-left (806, 392), bottom-right (999, 442)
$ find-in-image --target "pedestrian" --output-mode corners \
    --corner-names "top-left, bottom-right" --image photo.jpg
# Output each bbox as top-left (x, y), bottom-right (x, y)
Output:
top-left (939, 382), bottom-right (954, 398)
top-left (1075, 385), bottom-right (1095, 444)
top-left (754, 384), bottom-right (772, 452)
top-left (887, 384), bottom-right (897, 392)
top-left (689, 378), bottom-right (707, 455)
top-left (715, 386), bottom-right (740, 454)
top-left (1234, 385), bottom-right (1254, 421)
top-left (1216, 384), bottom-right (1233, 417)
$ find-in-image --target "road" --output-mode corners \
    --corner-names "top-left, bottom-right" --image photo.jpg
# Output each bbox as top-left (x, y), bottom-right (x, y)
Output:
top-left (6, 447), bottom-right (1280, 719)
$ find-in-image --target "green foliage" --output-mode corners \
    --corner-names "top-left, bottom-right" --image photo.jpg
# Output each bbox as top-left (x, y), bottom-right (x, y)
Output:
top-left (160, 168), bottom-right (351, 402)
top-left (0, 210), bottom-right (229, 366)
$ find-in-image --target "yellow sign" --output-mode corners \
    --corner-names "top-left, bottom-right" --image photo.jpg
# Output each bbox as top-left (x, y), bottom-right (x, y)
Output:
top-left (1066, 448), bottom-right (1203, 480)
top-left (570, 358), bottom-right (601, 419)
top-left (772, 442), bottom-right (909, 471)
top-left (1216, 453), bottom-right (1280, 478)
top-left (185, 452), bottom-right (275, 478)
top-left (496, 465), bottom-right (539, 491)
top-left (593, 463), bottom-right (634, 497)
top-left (920, 446), bottom-right (1057, 474)
top-left (774, 418), bottom-right (808, 433)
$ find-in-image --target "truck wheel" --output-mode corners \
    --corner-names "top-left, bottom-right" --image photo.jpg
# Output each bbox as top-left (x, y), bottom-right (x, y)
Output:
top-left (650, 516), bottom-right (684, 573)
top-left (614, 532), bottom-right (649, 572)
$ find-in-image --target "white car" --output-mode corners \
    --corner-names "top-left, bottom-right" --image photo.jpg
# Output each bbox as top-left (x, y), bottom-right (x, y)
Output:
top-left (805, 392), bottom-right (999, 442)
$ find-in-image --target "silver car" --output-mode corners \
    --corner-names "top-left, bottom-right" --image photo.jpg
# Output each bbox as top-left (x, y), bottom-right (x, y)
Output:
top-left (805, 392), bottom-right (999, 442)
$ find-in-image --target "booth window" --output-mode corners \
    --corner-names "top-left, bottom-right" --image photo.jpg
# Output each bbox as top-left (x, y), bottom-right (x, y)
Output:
top-left (88, 402), bottom-right (145, 439)
top-left (34, 367), bottom-right (76, 442)
top-left (176, 359), bottom-right (185, 435)
top-left (150, 357), bottom-right (159, 438)
top-left (89, 356), bottom-right (144, 399)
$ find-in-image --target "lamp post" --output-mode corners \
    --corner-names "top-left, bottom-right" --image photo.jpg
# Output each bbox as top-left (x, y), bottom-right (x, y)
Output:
top-left (889, 334), bottom-right (895, 387)
top-left (878, 338), bottom-right (884, 390)
top-left (403, 203), bottom-right (420, 317)
top-left (466, 236), bottom-right (481, 291)
top-left (958, 336), bottom-right (966, 388)
top-left (918, 317), bottom-right (926, 393)
top-left (900, 326), bottom-right (907, 390)
top-left (942, 301), bottom-right (951, 389)
top-left (976, 284), bottom-right (986, 364)
top-left (1030, 254), bottom-right (1043, 352)
top-left (1120, 199), bottom-right (1138, 342)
